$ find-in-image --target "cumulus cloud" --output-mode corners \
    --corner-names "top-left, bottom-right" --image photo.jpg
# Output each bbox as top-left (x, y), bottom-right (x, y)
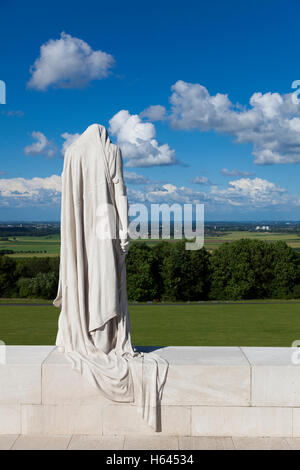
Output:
top-left (27, 32), bottom-right (115, 90)
top-left (145, 183), bottom-right (207, 204)
top-left (124, 171), bottom-right (150, 184)
top-left (61, 132), bottom-right (81, 155)
top-left (0, 173), bottom-right (299, 216)
top-left (210, 177), bottom-right (288, 207)
top-left (0, 175), bottom-right (61, 207)
top-left (127, 187), bottom-right (147, 203)
top-left (221, 168), bottom-right (255, 177)
top-left (168, 80), bottom-right (300, 165)
top-left (109, 110), bottom-right (176, 167)
top-left (126, 177), bottom-right (300, 214)
top-left (139, 105), bottom-right (167, 121)
top-left (191, 176), bottom-right (213, 185)
top-left (24, 131), bottom-right (57, 158)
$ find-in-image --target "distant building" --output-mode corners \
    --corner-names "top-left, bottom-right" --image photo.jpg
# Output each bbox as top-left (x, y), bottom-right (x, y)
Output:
top-left (255, 225), bottom-right (270, 231)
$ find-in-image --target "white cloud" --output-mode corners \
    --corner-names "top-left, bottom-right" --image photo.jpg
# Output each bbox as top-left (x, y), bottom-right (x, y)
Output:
top-left (210, 177), bottom-right (288, 207)
top-left (0, 175), bottom-right (61, 207)
top-left (0, 173), bottom-right (298, 216)
top-left (24, 131), bottom-right (57, 158)
top-left (168, 80), bottom-right (300, 165)
top-left (126, 177), bottom-right (300, 212)
top-left (127, 187), bottom-right (147, 203)
top-left (124, 171), bottom-right (150, 184)
top-left (139, 105), bottom-right (167, 121)
top-left (143, 183), bottom-right (210, 205)
top-left (221, 168), bottom-right (255, 177)
top-left (191, 175), bottom-right (212, 185)
top-left (61, 132), bottom-right (81, 155)
top-left (27, 32), bottom-right (115, 90)
top-left (109, 110), bottom-right (176, 167)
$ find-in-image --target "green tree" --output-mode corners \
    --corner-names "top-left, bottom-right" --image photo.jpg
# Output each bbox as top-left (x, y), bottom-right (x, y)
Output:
top-left (17, 272), bottom-right (58, 299)
top-left (126, 242), bottom-right (158, 301)
top-left (160, 240), bottom-right (211, 301)
top-left (292, 284), bottom-right (300, 299)
top-left (15, 257), bottom-right (52, 278)
top-left (151, 241), bottom-right (173, 299)
top-left (209, 239), bottom-right (300, 300)
top-left (267, 241), bottom-right (300, 298)
top-left (0, 255), bottom-right (17, 296)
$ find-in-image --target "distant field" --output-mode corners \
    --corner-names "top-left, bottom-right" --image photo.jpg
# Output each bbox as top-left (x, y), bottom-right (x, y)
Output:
top-left (1, 302), bottom-right (300, 346)
top-left (204, 231), bottom-right (300, 252)
top-left (1, 231), bottom-right (300, 257)
top-left (0, 234), bottom-right (60, 257)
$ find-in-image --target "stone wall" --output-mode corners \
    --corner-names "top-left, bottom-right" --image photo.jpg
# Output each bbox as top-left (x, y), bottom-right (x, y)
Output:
top-left (1, 345), bottom-right (300, 436)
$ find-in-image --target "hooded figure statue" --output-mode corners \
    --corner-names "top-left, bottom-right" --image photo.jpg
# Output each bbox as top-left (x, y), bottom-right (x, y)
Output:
top-left (53, 123), bottom-right (168, 430)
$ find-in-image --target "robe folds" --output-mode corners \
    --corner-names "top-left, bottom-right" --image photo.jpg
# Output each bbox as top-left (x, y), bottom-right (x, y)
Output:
top-left (53, 123), bottom-right (168, 430)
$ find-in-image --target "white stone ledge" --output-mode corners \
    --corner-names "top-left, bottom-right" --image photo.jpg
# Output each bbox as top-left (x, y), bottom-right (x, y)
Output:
top-left (1, 346), bottom-right (300, 436)
top-left (191, 406), bottom-right (293, 437)
top-left (241, 347), bottom-right (300, 407)
top-left (0, 346), bottom-right (54, 405)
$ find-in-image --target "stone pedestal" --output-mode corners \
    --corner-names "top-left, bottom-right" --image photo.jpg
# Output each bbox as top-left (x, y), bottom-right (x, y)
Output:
top-left (0, 346), bottom-right (299, 437)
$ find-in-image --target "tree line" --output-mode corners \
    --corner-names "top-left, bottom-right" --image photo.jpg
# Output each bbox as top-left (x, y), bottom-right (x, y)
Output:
top-left (0, 238), bottom-right (300, 301)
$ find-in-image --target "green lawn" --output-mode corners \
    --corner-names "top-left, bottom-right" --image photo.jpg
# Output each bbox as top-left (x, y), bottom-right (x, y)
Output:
top-left (0, 302), bottom-right (299, 347)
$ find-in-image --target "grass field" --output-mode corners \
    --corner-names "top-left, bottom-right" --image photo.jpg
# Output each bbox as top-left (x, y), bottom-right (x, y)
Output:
top-left (0, 302), bottom-right (299, 347)
top-left (0, 234), bottom-right (60, 257)
top-left (1, 231), bottom-right (300, 257)
top-left (204, 231), bottom-right (300, 252)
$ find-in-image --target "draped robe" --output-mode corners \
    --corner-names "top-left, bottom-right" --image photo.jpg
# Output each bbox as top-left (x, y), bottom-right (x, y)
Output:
top-left (53, 124), bottom-right (168, 430)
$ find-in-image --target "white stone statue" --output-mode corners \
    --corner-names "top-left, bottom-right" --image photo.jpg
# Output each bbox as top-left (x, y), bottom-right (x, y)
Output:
top-left (53, 124), bottom-right (168, 430)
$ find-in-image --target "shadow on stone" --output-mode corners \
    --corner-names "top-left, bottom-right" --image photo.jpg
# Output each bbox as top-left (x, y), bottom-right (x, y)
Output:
top-left (135, 346), bottom-right (166, 354)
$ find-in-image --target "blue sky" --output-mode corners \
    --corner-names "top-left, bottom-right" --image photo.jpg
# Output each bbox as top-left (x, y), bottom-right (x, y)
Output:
top-left (0, 0), bottom-right (300, 221)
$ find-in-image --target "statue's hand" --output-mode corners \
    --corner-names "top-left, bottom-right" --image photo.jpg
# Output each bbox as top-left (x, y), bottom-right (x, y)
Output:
top-left (120, 238), bottom-right (130, 254)
top-left (119, 227), bottom-right (129, 254)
